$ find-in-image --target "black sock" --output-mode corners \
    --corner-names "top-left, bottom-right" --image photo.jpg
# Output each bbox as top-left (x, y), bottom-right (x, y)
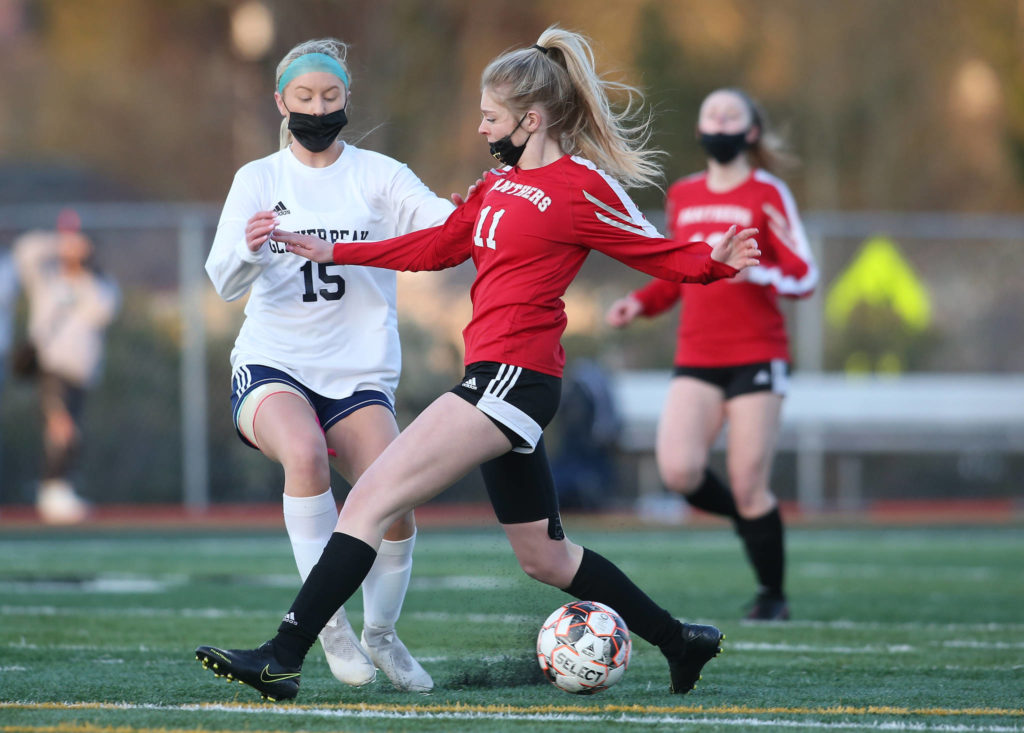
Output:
top-left (566, 547), bottom-right (682, 652)
top-left (735, 507), bottom-right (785, 598)
top-left (271, 532), bottom-right (377, 668)
top-left (683, 470), bottom-right (739, 519)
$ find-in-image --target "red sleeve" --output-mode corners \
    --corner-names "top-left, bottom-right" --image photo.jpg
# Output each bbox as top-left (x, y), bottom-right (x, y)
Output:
top-left (331, 185), bottom-right (485, 272)
top-left (629, 185), bottom-right (686, 317)
top-left (749, 177), bottom-right (818, 298)
top-left (571, 179), bottom-right (737, 284)
top-left (632, 278), bottom-right (681, 317)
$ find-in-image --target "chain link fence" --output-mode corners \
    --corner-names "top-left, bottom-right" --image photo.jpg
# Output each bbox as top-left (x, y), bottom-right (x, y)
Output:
top-left (1, 203), bottom-right (1022, 511)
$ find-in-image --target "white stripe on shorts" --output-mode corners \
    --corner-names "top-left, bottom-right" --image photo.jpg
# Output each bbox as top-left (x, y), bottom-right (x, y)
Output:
top-left (476, 393), bottom-right (543, 454)
top-left (232, 365), bottom-right (252, 394)
top-left (770, 358), bottom-right (789, 396)
top-left (485, 364), bottom-right (522, 401)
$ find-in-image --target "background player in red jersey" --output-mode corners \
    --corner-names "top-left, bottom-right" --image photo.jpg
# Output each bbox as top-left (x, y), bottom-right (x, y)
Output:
top-left (606, 88), bottom-right (818, 621)
top-left (195, 27), bottom-right (760, 701)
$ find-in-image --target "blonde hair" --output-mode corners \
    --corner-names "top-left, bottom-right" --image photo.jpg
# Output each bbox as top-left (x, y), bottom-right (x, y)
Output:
top-left (713, 87), bottom-right (796, 173)
top-left (481, 26), bottom-right (663, 189)
top-left (275, 38), bottom-right (351, 150)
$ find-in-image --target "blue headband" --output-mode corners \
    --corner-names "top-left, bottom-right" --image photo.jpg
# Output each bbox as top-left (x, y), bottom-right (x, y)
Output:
top-left (277, 52), bottom-right (350, 94)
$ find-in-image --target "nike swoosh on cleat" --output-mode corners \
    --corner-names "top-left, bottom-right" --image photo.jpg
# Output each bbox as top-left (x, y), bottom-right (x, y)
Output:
top-left (260, 665), bottom-right (300, 683)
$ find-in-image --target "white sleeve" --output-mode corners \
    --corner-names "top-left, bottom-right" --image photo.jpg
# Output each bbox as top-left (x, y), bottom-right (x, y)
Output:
top-left (387, 163), bottom-right (456, 235)
top-left (205, 167), bottom-right (272, 302)
top-left (13, 232), bottom-right (58, 292)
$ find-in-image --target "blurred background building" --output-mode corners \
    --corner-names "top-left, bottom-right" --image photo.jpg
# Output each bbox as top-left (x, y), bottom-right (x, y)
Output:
top-left (1, 0), bottom-right (1022, 515)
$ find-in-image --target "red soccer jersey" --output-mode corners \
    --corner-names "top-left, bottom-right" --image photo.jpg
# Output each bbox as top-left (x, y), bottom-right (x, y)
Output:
top-left (329, 155), bottom-right (738, 377)
top-left (632, 169), bottom-right (818, 367)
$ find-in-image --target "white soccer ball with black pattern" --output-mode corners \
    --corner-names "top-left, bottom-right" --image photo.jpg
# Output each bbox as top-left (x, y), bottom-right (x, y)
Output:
top-left (536, 600), bottom-right (631, 694)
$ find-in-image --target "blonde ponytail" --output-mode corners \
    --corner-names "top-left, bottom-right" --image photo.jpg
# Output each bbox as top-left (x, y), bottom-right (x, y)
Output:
top-left (481, 26), bottom-right (663, 189)
top-left (274, 38), bottom-right (351, 150)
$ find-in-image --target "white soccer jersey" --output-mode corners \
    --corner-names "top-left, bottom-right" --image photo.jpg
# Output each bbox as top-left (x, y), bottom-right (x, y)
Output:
top-left (205, 144), bottom-right (454, 400)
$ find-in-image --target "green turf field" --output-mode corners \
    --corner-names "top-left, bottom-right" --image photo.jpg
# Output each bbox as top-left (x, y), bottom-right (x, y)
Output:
top-left (1, 522), bottom-right (1022, 732)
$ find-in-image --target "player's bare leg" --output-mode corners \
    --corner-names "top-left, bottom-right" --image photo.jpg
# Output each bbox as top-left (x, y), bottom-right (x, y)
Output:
top-left (327, 406), bottom-right (433, 692)
top-left (253, 390), bottom-right (376, 686)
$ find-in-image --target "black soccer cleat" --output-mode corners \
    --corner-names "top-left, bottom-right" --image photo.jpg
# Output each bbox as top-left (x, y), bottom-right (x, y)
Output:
top-left (745, 592), bottom-right (790, 621)
top-left (195, 641), bottom-right (301, 701)
top-left (664, 623), bottom-right (724, 694)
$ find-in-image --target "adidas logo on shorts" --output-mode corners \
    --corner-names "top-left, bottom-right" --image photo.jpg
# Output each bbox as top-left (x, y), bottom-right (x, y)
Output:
top-left (273, 201), bottom-right (291, 216)
top-left (281, 611), bottom-right (297, 626)
top-left (461, 377), bottom-right (478, 390)
top-left (753, 370), bottom-right (771, 385)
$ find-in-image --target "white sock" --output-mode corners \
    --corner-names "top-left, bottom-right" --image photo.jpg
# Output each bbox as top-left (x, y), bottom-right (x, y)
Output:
top-left (281, 488), bottom-right (338, 581)
top-left (362, 530), bottom-right (416, 630)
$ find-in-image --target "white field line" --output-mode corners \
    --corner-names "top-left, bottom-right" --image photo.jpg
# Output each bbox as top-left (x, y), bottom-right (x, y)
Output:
top-left (798, 564), bottom-right (1006, 581)
top-left (0, 574), bottom-right (514, 595)
top-left (0, 702), bottom-right (1021, 731)
top-left (0, 639), bottom-right (1013, 660)
top-left (3, 605), bottom-right (1024, 634)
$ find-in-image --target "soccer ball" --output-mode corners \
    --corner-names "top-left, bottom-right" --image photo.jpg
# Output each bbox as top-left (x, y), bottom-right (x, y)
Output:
top-left (536, 600), bottom-right (631, 694)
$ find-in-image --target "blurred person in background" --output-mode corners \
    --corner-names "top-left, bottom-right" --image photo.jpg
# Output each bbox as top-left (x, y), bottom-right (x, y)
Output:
top-left (197, 26), bottom-right (760, 702)
top-left (13, 208), bottom-right (120, 525)
top-left (606, 88), bottom-right (817, 620)
top-left (0, 243), bottom-right (19, 501)
top-left (204, 38), bottom-right (459, 692)
top-left (549, 358), bottom-right (621, 511)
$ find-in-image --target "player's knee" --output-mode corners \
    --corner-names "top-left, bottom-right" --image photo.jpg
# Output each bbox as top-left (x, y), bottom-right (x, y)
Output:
top-left (730, 472), bottom-right (772, 515)
top-left (658, 456), bottom-right (705, 494)
top-left (516, 549), bottom-right (565, 586)
top-left (519, 559), bottom-right (560, 586)
top-left (280, 441), bottom-right (330, 485)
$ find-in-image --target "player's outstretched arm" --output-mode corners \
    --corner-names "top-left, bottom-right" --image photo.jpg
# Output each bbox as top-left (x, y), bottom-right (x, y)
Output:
top-left (711, 225), bottom-right (761, 272)
top-left (277, 230), bottom-right (334, 263)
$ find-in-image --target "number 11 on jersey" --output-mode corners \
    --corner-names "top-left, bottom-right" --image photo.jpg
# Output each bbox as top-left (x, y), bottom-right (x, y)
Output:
top-left (474, 206), bottom-right (506, 250)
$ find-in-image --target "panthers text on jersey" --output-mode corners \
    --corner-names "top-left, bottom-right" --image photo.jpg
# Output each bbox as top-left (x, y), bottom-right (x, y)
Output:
top-left (632, 169), bottom-right (818, 367)
top-left (205, 144), bottom-right (454, 399)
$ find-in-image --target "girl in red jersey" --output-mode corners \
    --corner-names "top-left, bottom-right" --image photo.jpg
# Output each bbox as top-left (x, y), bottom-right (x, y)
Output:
top-left (195, 27), bottom-right (759, 701)
top-left (606, 88), bottom-right (818, 621)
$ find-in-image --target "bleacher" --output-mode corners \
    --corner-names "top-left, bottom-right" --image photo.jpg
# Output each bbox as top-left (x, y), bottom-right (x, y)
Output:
top-left (611, 371), bottom-right (1024, 512)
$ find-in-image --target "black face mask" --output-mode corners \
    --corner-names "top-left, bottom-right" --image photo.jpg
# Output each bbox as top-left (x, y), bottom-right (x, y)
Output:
top-left (699, 131), bottom-right (749, 164)
top-left (489, 112), bottom-right (531, 166)
top-left (287, 107), bottom-right (348, 153)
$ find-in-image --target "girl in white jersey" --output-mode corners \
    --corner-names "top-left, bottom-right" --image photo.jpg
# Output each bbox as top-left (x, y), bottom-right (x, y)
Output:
top-left (197, 27), bottom-right (759, 701)
top-left (204, 38), bottom-right (456, 693)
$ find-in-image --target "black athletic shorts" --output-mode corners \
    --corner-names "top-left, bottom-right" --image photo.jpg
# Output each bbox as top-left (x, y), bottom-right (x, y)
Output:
top-left (450, 361), bottom-right (561, 454)
top-left (673, 359), bottom-right (790, 399)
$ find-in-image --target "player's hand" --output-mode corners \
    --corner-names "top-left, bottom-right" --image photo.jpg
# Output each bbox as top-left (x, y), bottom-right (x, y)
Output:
top-left (451, 176), bottom-right (486, 206)
top-left (245, 210), bottom-right (278, 253)
top-left (711, 225), bottom-right (760, 272)
top-left (278, 230), bottom-right (334, 263)
top-left (605, 295), bottom-right (644, 328)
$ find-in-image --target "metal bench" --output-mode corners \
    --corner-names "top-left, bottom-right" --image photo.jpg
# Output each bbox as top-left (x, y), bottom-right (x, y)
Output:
top-left (611, 371), bottom-right (1024, 512)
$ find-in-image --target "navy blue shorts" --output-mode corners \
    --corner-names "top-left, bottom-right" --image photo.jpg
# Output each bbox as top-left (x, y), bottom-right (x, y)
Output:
top-left (230, 364), bottom-right (393, 449)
